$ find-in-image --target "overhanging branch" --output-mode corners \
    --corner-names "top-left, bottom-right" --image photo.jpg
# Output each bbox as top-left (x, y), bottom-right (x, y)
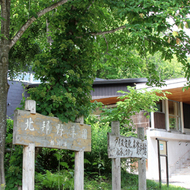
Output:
top-left (10, 0), bottom-right (70, 49)
top-left (76, 25), bottom-right (127, 39)
top-left (90, 25), bottom-right (126, 36)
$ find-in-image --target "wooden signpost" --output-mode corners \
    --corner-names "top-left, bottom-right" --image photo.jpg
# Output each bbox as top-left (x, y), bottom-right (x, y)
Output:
top-left (138, 127), bottom-right (147, 190)
top-left (13, 100), bottom-right (91, 190)
top-left (110, 121), bottom-right (121, 190)
top-left (108, 122), bottom-right (147, 190)
top-left (13, 110), bottom-right (91, 151)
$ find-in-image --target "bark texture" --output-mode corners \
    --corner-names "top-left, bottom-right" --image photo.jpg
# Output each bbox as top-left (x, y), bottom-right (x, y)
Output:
top-left (0, 0), bottom-right (10, 185)
top-left (0, 49), bottom-right (9, 186)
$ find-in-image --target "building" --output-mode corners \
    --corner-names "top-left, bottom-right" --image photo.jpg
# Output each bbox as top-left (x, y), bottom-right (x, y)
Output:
top-left (93, 77), bottom-right (190, 180)
top-left (136, 78), bottom-right (190, 180)
top-left (7, 76), bottom-right (147, 118)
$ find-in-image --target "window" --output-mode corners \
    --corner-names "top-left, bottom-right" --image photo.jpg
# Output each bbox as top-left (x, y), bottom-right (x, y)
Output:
top-left (156, 100), bottom-right (163, 112)
top-left (168, 100), bottom-right (180, 131)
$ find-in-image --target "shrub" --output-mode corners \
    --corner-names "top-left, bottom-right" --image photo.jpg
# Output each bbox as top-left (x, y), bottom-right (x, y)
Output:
top-left (5, 119), bottom-right (23, 190)
top-left (35, 170), bottom-right (74, 190)
top-left (85, 115), bottom-right (112, 178)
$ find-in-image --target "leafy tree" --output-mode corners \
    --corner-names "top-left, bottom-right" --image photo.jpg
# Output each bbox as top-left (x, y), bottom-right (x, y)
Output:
top-left (1, 0), bottom-right (190, 186)
top-left (28, 5), bottom-right (97, 121)
top-left (1, 0), bottom-right (75, 185)
top-left (100, 86), bottom-right (169, 128)
top-left (97, 52), bottom-right (185, 80)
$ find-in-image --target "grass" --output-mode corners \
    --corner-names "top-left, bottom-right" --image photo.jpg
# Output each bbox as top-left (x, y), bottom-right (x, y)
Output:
top-left (34, 170), bottom-right (188, 190)
top-left (84, 171), bottom-right (188, 190)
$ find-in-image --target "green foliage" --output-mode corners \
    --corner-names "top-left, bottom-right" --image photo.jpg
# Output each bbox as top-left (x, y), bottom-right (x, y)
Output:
top-left (5, 119), bottom-right (23, 190)
top-left (101, 86), bottom-right (169, 127)
top-left (35, 170), bottom-right (74, 190)
top-left (28, 5), bottom-right (99, 122)
top-left (84, 170), bottom-right (187, 190)
top-left (36, 148), bottom-right (75, 174)
top-left (92, 0), bottom-right (190, 86)
top-left (25, 0), bottom-right (190, 124)
top-left (97, 51), bottom-right (185, 82)
top-left (85, 115), bottom-right (112, 177)
top-left (120, 171), bottom-right (187, 190)
top-left (8, 0), bottom-right (47, 79)
top-left (84, 178), bottom-right (111, 190)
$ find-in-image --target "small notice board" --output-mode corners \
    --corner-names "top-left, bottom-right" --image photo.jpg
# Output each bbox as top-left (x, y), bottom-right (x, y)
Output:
top-left (159, 140), bottom-right (167, 155)
top-left (107, 133), bottom-right (147, 159)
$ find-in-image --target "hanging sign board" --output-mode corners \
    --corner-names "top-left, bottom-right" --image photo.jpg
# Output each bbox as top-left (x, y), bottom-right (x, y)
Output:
top-left (107, 133), bottom-right (147, 159)
top-left (13, 110), bottom-right (91, 152)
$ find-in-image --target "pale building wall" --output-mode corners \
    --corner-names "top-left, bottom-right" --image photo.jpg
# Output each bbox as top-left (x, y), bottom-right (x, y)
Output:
top-left (147, 129), bottom-right (190, 180)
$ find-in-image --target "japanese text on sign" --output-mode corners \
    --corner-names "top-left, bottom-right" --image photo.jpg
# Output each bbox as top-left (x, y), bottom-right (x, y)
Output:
top-left (108, 133), bottom-right (147, 159)
top-left (13, 110), bottom-right (91, 152)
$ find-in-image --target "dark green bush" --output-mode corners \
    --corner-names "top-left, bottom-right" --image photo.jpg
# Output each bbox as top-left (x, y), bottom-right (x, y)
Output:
top-left (5, 119), bottom-right (22, 190)
top-left (84, 115), bottom-right (112, 178)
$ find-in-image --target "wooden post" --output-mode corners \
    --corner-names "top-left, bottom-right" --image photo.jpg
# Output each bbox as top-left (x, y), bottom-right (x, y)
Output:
top-left (180, 102), bottom-right (184, 133)
top-left (22, 100), bottom-right (36, 190)
top-left (111, 121), bottom-right (121, 190)
top-left (137, 127), bottom-right (146, 190)
top-left (74, 116), bottom-right (84, 190)
top-left (150, 111), bottom-right (155, 129)
top-left (25, 100), bottom-right (36, 114)
top-left (165, 100), bottom-right (170, 132)
top-left (22, 143), bottom-right (35, 190)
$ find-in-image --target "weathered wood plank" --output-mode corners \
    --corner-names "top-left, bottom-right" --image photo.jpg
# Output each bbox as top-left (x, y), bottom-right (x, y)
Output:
top-left (25, 100), bottom-right (36, 114)
top-left (75, 116), bottom-right (84, 190)
top-left (74, 151), bottom-right (84, 190)
top-left (112, 157), bottom-right (121, 190)
top-left (111, 121), bottom-right (121, 190)
top-left (13, 110), bottom-right (91, 152)
top-left (137, 127), bottom-right (146, 190)
top-left (22, 143), bottom-right (35, 190)
top-left (108, 134), bottom-right (147, 159)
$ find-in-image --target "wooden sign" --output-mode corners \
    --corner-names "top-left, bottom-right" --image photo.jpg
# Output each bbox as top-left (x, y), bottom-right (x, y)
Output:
top-left (108, 133), bottom-right (147, 159)
top-left (13, 110), bottom-right (91, 152)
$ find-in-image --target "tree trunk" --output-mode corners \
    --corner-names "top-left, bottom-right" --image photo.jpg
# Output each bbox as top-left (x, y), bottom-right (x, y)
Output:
top-left (0, 0), bottom-right (11, 185)
top-left (0, 44), bottom-right (9, 186)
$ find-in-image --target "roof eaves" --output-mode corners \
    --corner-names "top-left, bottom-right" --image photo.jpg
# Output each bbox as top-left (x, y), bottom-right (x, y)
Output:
top-left (93, 78), bottom-right (148, 85)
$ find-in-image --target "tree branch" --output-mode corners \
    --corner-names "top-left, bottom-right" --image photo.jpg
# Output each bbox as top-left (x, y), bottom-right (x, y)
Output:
top-left (10, 0), bottom-right (70, 49)
top-left (90, 25), bottom-right (126, 36)
top-left (76, 25), bottom-right (127, 39)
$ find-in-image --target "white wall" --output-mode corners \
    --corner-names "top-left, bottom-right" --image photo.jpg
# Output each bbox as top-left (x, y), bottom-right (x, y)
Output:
top-left (147, 129), bottom-right (190, 180)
